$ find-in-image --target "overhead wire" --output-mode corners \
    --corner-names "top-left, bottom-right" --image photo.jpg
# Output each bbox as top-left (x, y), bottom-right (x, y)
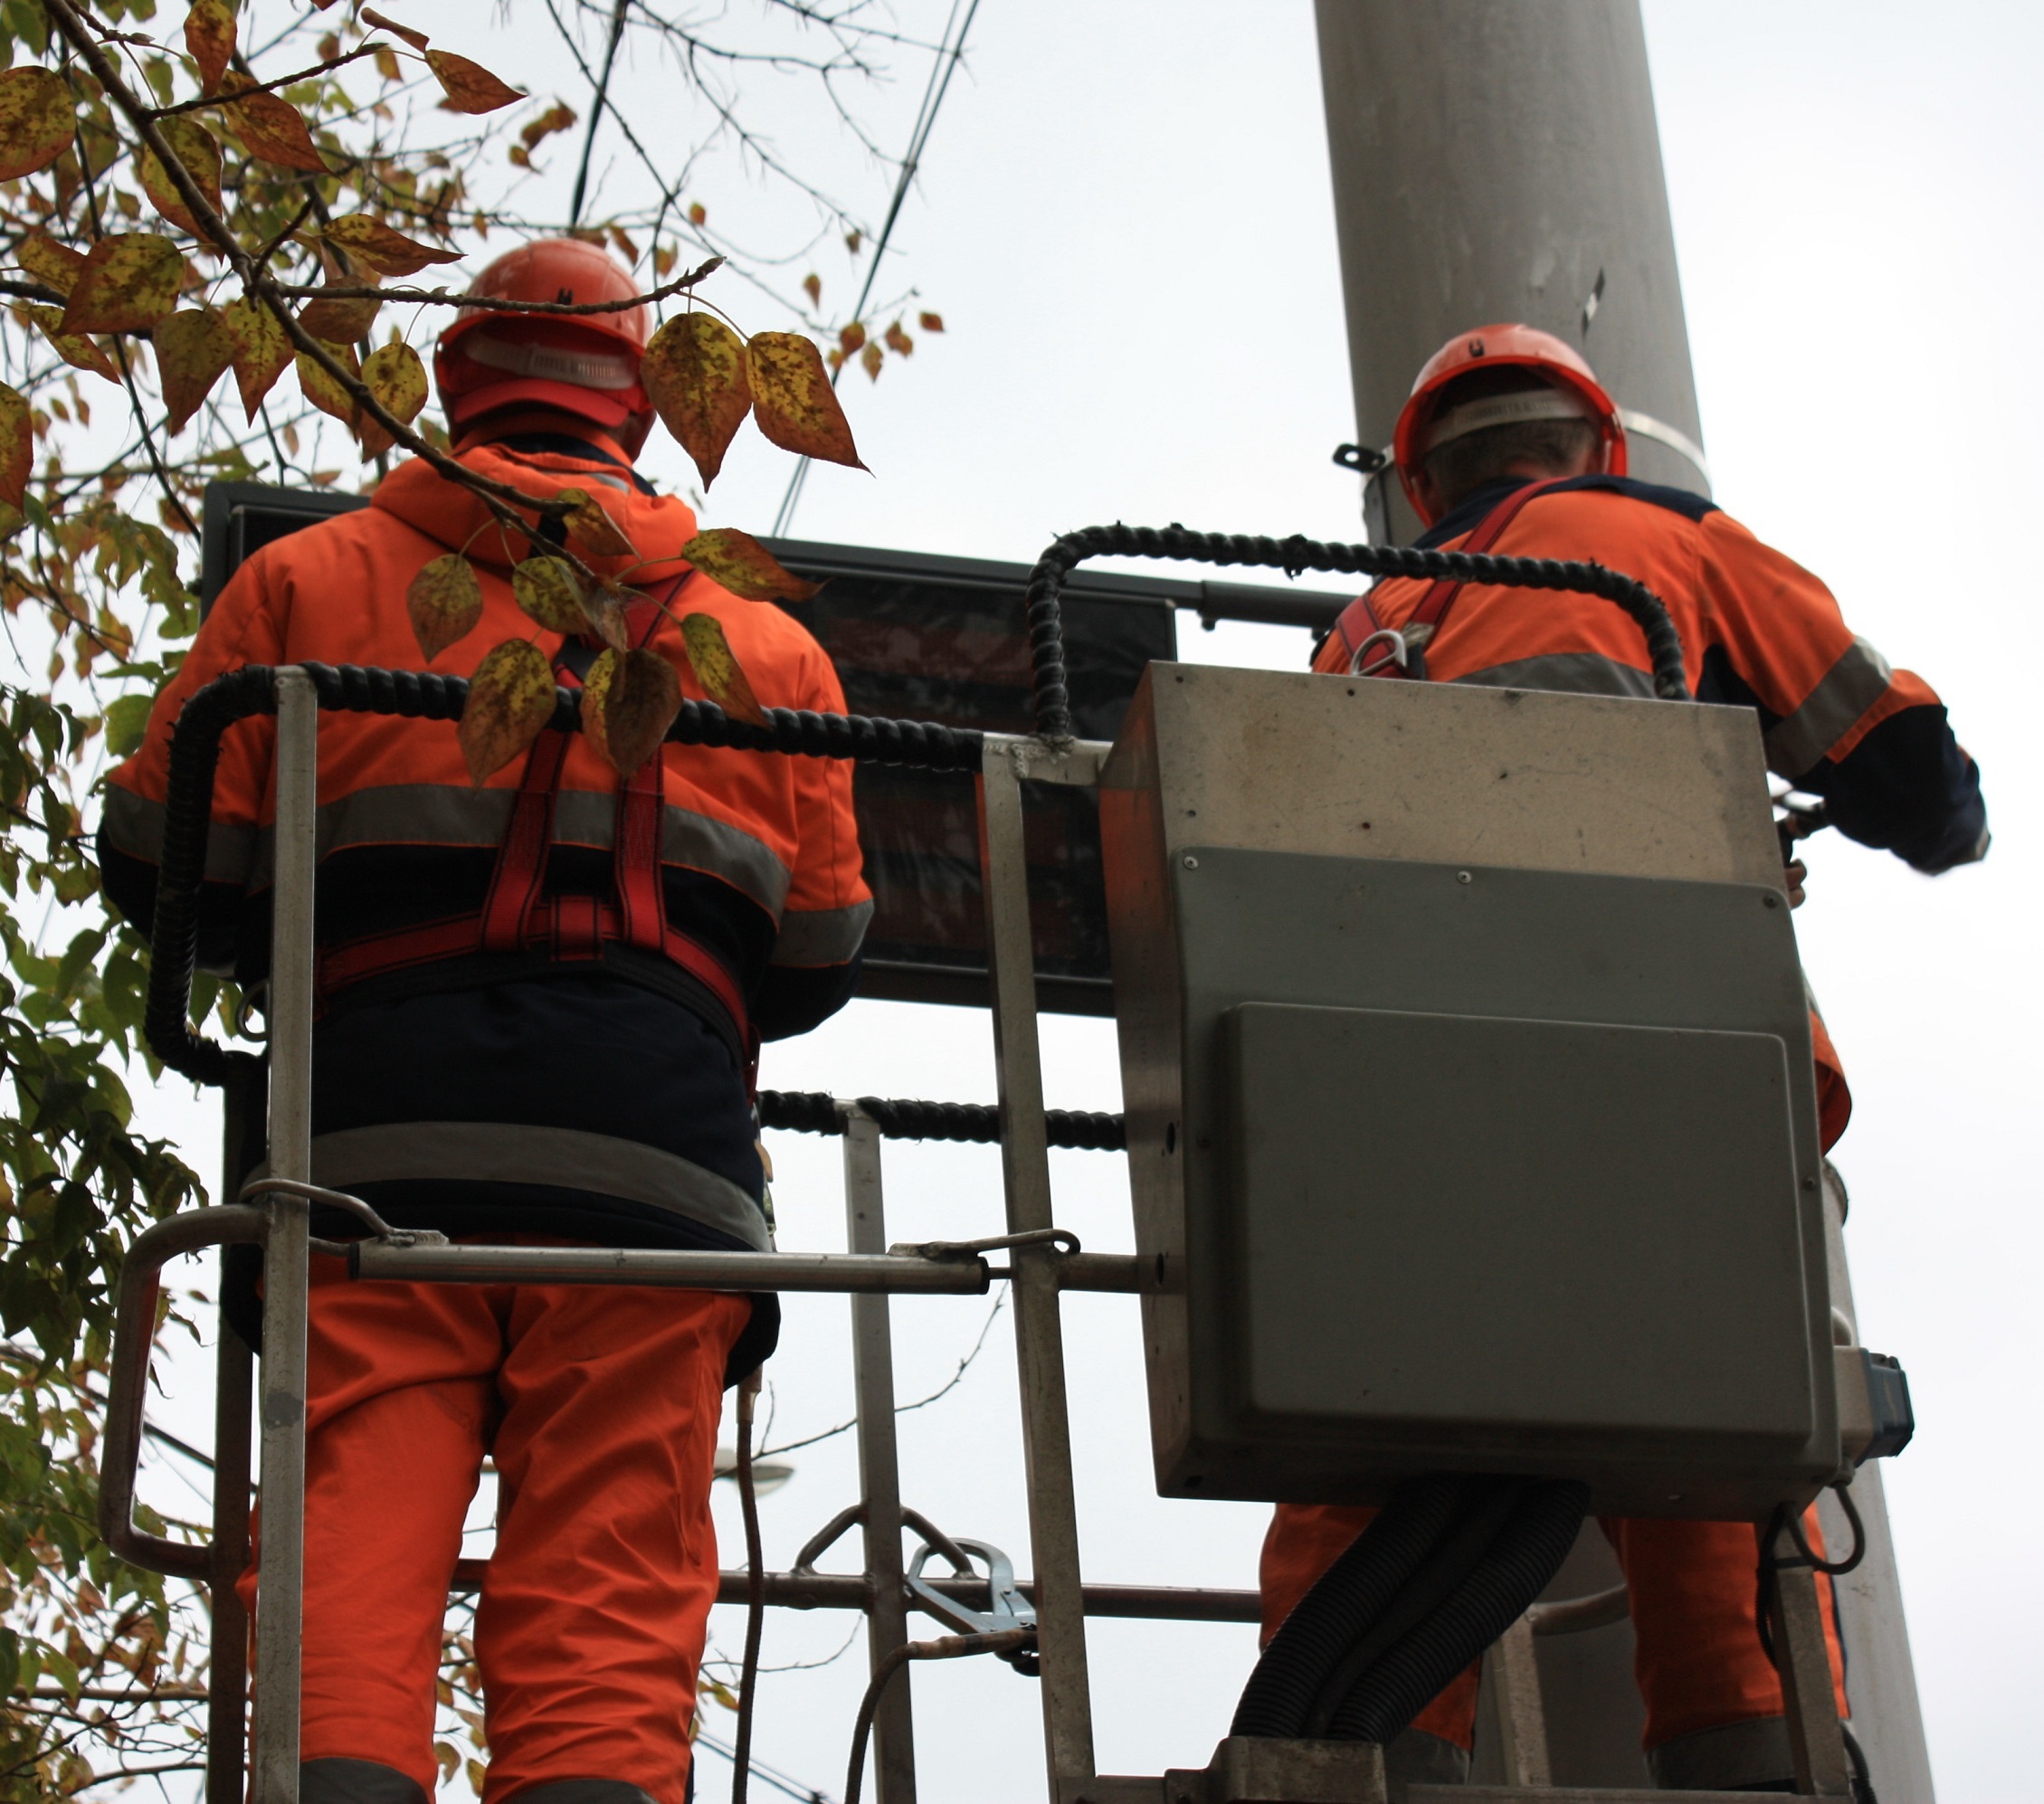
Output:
top-left (769, 0), bottom-right (981, 537)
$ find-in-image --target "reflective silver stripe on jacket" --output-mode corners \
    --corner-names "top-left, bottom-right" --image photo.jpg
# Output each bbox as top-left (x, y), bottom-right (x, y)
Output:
top-left (301, 1121), bottom-right (770, 1251)
top-left (100, 786), bottom-right (257, 884)
top-left (770, 899), bottom-right (873, 968)
top-left (1763, 636), bottom-right (1894, 778)
top-left (224, 783), bottom-right (791, 915)
top-left (1450, 651), bottom-right (1659, 700)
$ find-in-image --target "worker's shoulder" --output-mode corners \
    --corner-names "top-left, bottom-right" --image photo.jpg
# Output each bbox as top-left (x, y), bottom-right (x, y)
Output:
top-left (673, 571), bottom-right (826, 658)
top-left (1539, 472), bottom-right (1720, 527)
top-left (242, 495), bottom-right (434, 582)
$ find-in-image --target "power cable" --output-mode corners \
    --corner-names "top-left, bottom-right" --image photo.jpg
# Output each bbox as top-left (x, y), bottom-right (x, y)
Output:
top-left (770, 0), bottom-right (981, 537)
top-left (730, 1367), bottom-right (767, 1804)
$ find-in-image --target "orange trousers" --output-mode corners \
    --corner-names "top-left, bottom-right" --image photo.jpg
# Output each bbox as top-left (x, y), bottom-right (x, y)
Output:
top-left (1260, 1504), bottom-right (1849, 1752)
top-left (240, 1254), bottom-right (749, 1804)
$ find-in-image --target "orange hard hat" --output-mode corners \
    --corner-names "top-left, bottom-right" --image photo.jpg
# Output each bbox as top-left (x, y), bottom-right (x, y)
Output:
top-left (1393, 324), bottom-right (1625, 524)
top-left (435, 238), bottom-right (652, 435)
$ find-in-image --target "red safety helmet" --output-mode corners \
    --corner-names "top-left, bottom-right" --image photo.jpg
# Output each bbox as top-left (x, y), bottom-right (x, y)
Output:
top-left (435, 238), bottom-right (652, 438)
top-left (1393, 324), bottom-right (1625, 524)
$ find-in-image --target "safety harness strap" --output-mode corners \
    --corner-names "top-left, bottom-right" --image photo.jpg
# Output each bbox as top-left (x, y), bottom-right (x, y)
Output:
top-left (1332, 478), bottom-right (1565, 675)
top-left (314, 582), bottom-right (752, 1047)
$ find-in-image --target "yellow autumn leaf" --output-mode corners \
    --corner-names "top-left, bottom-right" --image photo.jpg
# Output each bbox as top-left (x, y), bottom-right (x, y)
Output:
top-left (426, 49), bottom-right (523, 115)
top-left (680, 528), bottom-right (819, 603)
top-left (642, 312), bottom-right (752, 490)
top-left (510, 555), bottom-right (587, 635)
top-left (19, 233), bottom-right (86, 298)
top-left (357, 339), bottom-right (427, 455)
top-left (184, 0), bottom-right (236, 94)
top-left (296, 340), bottom-right (359, 423)
top-left (222, 71), bottom-right (329, 173)
top-left (299, 284), bottom-right (383, 344)
top-left (0, 66), bottom-right (75, 183)
top-left (0, 381), bottom-right (31, 509)
top-left (323, 214), bottom-right (464, 280)
top-left (745, 331), bottom-right (864, 470)
top-left (362, 7), bottom-right (432, 52)
top-left (153, 307), bottom-right (235, 434)
top-left (680, 612), bottom-right (768, 726)
top-left (556, 487), bottom-right (636, 559)
top-left (223, 296), bottom-right (290, 419)
top-left (407, 552), bottom-right (483, 661)
top-left (138, 118), bottom-right (223, 236)
top-left (582, 645), bottom-right (680, 774)
top-left (62, 233), bottom-right (183, 335)
top-left (19, 306), bottom-right (118, 384)
top-left (459, 638), bottom-right (556, 785)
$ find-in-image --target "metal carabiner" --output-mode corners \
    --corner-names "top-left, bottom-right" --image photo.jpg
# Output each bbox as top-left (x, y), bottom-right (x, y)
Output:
top-left (906, 1536), bottom-right (1040, 1674)
top-left (1347, 626), bottom-right (1412, 678)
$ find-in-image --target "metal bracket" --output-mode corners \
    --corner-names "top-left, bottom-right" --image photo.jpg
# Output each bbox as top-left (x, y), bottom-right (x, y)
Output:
top-left (907, 1536), bottom-right (1040, 1674)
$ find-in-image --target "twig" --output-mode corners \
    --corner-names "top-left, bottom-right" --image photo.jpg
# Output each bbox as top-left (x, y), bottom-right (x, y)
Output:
top-left (268, 260), bottom-right (719, 313)
top-left (40, 0), bottom-right (598, 558)
top-left (152, 42), bottom-right (388, 118)
top-left (569, 0), bottom-right (631, 228)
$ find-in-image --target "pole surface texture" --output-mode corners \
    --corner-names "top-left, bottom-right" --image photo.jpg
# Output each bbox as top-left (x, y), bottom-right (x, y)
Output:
top-left (1315, 0), bottom-right (1708, 540)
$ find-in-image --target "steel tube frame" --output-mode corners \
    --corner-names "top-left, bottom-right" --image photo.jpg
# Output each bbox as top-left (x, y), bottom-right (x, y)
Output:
top-left (843, 1104), bottom-right (918, 1804)
top-left (979, 733), bottom-right (1109, 1790)
top-left (105, 693), bottom-right (1856, 1804)
top-left (252, 666), bottom-right (318, 1804)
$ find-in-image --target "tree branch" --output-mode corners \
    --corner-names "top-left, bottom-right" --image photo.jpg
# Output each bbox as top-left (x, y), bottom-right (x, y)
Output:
top-left (268, 259), bottom-right (720, 313)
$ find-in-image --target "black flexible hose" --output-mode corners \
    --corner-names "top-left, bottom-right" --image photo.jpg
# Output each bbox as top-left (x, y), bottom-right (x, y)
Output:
top-left (756, 1089), bottom-right (1125, 1152)
top-left (1323, 1479), bottom-right (1589, 1744)
top-left (1231, 1475), bottom-right (1469, 1739)
top-left (1302, 1478), bottom-right (1534, 1738)
top-left (1020, 523), bottom-right (1690, 737)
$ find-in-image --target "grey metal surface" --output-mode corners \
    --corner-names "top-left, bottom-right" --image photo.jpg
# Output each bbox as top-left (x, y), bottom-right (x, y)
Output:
top-left (1765, 1545), bottom-right (1853, 1795)
top-left (1313, 0), bottom-right (1707, 543)
top-left (1222, 992), bottom-right (1813, 1504)
top-left (207, 1315), bottom-right (254, 1804)
top-left (351, 1242), bottom-right (992, 1293)
top-left (978, 736), bottom-right (1097, 1787)
top-left (1525, 1527), bottom-right (1650, 1789)
top-left (711, 1569), bottom-right (1261, 1623)
top-left (1818, 1164), bottom-right (1935, 1800)
top-left (841, 1106), bottom-right (917, 1804)
top-left (1101, 669), bottom-right (1834, 1515)
top-left (1166, 1736), bottom-right (1389, 1804)
top-left (1477, 1617), bottom-right (1551, 1788)
top-left (1099, 666), bottom-right (1783, 890)
top-left (252, 665), bottom-right (318, 1804)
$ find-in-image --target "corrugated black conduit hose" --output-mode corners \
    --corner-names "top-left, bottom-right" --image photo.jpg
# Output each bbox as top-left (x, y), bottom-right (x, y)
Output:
top-left (1019, 523), bottom-right (1689, 739)
top-left (1231, 1474), bottom-right (1589, 1746)
top-left (144, 662), bottom-right (984, 1085)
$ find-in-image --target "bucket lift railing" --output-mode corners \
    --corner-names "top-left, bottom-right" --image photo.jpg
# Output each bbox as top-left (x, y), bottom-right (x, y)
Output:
top-left (101, 522), bottom-right (1858, 1804)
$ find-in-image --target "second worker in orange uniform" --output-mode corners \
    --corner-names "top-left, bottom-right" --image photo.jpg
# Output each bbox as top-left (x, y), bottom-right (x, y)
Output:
top-left (1268, 324), bottom-right (1988, 1794)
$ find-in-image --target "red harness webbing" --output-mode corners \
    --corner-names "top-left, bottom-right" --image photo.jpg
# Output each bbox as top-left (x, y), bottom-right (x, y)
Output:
top-left (315, 591), bottom-right (751, 1050)
top-left (1331, 478), bottom-right (1564, 675)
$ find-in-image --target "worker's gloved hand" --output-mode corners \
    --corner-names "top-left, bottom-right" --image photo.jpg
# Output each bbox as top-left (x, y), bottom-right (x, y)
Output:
top-left (1784, 859), bottom-right (1807, 908)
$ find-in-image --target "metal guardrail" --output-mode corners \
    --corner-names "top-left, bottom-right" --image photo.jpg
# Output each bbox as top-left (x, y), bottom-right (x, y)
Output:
top-left (104, 520), bottom-right (1852, 1804)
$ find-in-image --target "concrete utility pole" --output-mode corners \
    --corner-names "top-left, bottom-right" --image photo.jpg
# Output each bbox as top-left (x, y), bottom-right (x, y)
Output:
top-left (1312, 5), bottom-right (1935, 1798)
top-left (1315, 0), bottom-right (1709, 544)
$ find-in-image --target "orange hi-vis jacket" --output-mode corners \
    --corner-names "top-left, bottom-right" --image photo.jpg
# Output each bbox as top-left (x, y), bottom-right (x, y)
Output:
top-left (100, 437), bottom-right (870, 1366)
top-left (1317, 472), bottom-right (1989, 1150)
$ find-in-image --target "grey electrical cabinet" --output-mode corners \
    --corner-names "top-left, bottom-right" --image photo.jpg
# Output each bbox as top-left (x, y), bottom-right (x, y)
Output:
top-left (1100, 665), bottom-right (1846, 1520)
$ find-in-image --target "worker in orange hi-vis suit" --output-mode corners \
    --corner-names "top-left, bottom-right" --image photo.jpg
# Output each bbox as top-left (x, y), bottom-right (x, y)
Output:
top-left (1268, 325), bottom-right (1989, 1794)
top-left (98, 240), bottom-right (871, 1804)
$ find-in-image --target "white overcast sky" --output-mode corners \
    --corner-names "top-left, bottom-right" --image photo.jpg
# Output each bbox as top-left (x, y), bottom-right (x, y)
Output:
top-left (132, 5), bottom-right (2041, 1800)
